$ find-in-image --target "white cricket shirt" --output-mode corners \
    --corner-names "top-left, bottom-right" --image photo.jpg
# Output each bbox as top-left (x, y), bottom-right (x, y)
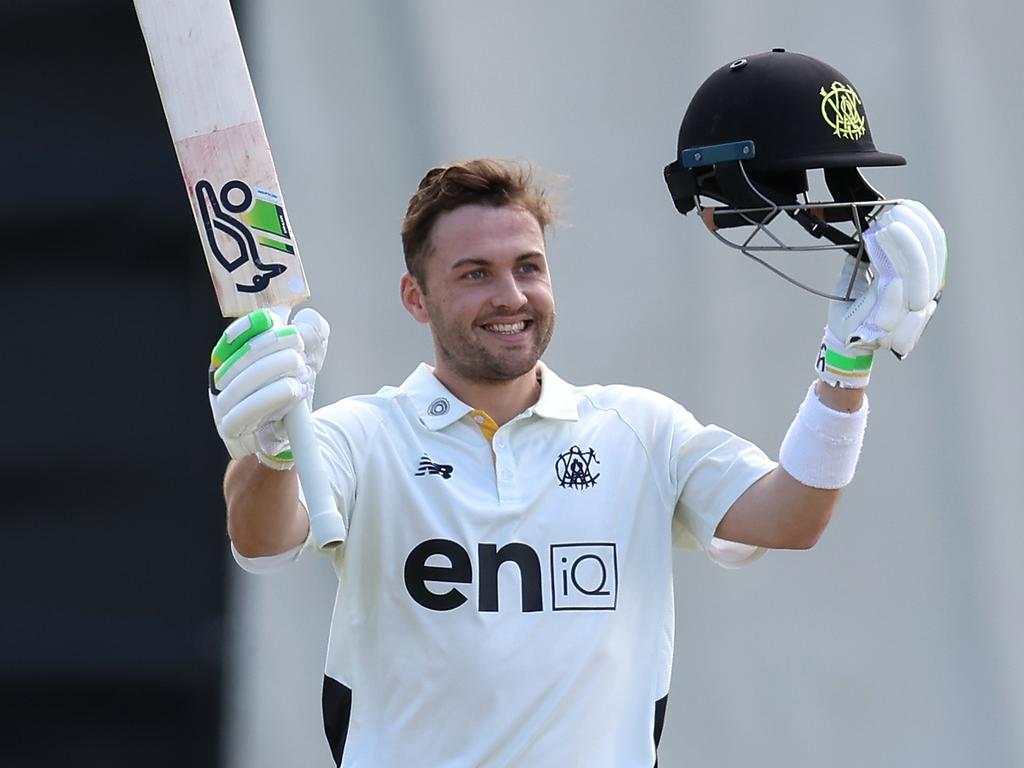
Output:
top-left (235, 363), bottom-right (776, 767)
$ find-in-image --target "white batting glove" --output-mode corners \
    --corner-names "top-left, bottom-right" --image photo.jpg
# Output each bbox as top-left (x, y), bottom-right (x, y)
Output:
top-left (209, 307), bottom-right (330, 469)
top-left (817, 200), bottom-right (947, 388)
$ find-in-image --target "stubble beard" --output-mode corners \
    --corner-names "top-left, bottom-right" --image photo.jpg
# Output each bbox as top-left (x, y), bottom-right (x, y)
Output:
top-left (431, 310), bottom-right (556, 383)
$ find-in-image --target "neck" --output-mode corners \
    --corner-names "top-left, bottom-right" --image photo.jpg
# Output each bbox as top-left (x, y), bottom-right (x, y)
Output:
top-left (432, 364), bottom-right (542, 426)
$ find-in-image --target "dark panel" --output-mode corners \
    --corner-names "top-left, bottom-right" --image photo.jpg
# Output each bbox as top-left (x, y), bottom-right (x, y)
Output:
top-left (2, 1), bottom-right (237, 765)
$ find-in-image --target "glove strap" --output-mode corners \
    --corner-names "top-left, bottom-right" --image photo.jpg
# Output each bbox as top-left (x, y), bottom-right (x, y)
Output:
top-left (254, 422), bottom-right (294, 471)
top-left (255, 448), bottom-right (295, 471)
top-left (816, 329), bottom-right (874, 389)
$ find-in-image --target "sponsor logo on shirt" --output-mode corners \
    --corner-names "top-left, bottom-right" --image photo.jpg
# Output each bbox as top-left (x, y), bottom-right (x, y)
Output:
top-left (404, 539), bottom-right (618, 613)
top-left (551, 543), bottom-right (617, 610)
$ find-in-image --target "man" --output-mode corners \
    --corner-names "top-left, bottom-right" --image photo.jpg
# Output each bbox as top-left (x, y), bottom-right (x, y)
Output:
top-left (212, 47), bottom-right (950, 768)
top-left (210, 155), bottom-right (945, 766)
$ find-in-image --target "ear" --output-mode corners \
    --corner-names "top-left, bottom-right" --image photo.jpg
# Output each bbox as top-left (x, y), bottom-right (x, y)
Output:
top-left (400, 272), bottom-right (430, 324)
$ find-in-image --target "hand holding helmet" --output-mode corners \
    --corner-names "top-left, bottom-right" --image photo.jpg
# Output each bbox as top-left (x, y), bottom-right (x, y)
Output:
top-left (817, 200), bottom-right (946, 387)
top-left (665, 49), bottom-right (947, 386)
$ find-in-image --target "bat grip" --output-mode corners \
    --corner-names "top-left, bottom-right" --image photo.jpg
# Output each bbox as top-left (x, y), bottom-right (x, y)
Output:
top-left (284, 401), bottom-right (345, 549)
top-left (268, 306), bottom-right (344, 549)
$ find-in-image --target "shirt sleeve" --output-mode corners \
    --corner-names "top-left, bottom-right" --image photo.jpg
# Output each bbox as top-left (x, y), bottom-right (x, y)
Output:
top-left (669, 410), bottom-right (777, 562)
top-left (231, 533), bottom-right (309, 573)
top-left (706, 536), bottom-right (768, 568)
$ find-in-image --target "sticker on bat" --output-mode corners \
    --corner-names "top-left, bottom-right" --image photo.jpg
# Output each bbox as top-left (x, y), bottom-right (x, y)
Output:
top-left (195, 178), bottom-right (294, 294)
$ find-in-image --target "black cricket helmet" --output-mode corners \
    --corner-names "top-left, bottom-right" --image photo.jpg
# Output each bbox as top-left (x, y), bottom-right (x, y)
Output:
top-left (664, 49), bottom-right (906, 299)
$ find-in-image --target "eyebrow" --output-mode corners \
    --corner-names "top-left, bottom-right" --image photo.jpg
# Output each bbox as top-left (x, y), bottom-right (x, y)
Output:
top-left (450, 252), bottom-right (544, 271)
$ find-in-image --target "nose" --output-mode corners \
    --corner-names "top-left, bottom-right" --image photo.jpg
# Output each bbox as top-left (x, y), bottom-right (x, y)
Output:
top-left (490, 269), bottom-right (528, 310)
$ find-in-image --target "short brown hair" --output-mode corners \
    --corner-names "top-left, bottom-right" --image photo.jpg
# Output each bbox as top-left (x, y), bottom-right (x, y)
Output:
top-left (401, 159), bottom-right (557, 284)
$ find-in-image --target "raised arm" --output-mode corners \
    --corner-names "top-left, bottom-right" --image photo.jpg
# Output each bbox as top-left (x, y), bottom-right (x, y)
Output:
top-left (224, 457), bottom-right (308, 557)
top-left (208, 308), bottom-right (331, 558)
top-left (716, 201), bottom-right (947, 550)
top-left (715, 382), bottom-right (863, 549)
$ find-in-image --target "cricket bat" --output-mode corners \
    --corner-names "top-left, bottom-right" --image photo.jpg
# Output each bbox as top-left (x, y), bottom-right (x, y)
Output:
top-left (134, 0), bottom-right (344, 549)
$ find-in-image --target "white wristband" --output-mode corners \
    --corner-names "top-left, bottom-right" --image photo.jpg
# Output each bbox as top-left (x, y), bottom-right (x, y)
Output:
top-left (779, 382), bottom-right (868, 489)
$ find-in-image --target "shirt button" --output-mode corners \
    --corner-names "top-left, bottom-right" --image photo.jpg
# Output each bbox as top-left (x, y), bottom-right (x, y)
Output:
top-left (500, 469), bottom-right (512, 480)
top-left (496, 439), bottom-right (506, 449)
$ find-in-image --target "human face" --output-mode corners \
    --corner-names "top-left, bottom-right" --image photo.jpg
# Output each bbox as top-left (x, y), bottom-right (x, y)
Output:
top-left (402, 204), bottom-right (556, 384)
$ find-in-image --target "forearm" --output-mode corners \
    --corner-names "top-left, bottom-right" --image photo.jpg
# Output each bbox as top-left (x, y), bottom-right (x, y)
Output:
top-left (716, 466), bottom-right (839, 549)
top-left (224, 456), bottom-right (309, 557)
top-left (814, 379), bottom-right (865, 413)
top-left (715, 381), bottom-right (868, 549)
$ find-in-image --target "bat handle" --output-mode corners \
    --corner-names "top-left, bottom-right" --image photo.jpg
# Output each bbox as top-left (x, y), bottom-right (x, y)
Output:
top-left (269, 306), bottom-right (344, 550)
top-left (284, 401), bottom-right (345, 549)
top-left (270, 305), bottom-right (346, 548)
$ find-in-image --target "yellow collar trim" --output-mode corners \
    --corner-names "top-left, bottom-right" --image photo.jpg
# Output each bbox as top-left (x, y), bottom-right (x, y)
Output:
top-left (467, 409), bottom-right (499, 443)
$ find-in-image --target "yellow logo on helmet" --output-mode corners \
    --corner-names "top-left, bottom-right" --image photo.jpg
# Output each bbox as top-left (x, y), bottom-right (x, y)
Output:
top-left (819, 81), bottom-right (866, 140)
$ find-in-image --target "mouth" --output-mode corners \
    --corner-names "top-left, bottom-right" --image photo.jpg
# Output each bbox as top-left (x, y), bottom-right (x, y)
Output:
top-left (480, 319), bottom-right (531, 336)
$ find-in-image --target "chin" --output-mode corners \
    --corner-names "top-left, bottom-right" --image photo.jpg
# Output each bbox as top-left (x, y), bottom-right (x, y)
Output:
top-left (451, 353), bottom-right (539, 383)
top-left (479, 359), bottom-right (538, 382)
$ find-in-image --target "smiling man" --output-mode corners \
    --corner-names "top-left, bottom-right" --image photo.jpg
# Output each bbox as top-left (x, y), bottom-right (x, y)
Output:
top-left (209, 158), bottom-right (945, 767)
top-left (399, 173), bottom-right (557, 426)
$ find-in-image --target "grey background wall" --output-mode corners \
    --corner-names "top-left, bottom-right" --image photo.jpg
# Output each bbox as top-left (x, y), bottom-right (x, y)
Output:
top-left (216, 1), bottom-right (1022, 766)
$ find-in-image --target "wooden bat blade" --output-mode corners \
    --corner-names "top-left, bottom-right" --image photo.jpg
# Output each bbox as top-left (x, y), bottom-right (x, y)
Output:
top-left (134, 0), bottom-right (308, 316)
top-left (135, 0), bottom-right (344, 550)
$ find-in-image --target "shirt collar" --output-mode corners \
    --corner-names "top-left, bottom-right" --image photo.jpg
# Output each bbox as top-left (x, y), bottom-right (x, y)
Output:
top-left (532, 362), bottom-right (579, 421)
top-left (399, 363), bottom-right (473, 431)
top-left (400, 361), bottom-right (580, 431)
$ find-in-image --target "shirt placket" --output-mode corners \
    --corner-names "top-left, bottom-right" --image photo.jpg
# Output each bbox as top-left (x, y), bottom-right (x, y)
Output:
top-left (469, 409), bottom-right (526, 504)
top-left (492, 422), bottom-right (523, 505)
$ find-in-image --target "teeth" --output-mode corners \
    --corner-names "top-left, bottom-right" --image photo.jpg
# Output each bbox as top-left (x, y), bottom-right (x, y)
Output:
top-left (484, 321), bottom-right (526, 334)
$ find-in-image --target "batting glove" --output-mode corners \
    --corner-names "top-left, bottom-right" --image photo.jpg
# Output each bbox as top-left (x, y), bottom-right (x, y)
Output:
top-left (209, 307), bottom-right (330, 469)
top-left (817, 200), bottom-right (947, 388)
